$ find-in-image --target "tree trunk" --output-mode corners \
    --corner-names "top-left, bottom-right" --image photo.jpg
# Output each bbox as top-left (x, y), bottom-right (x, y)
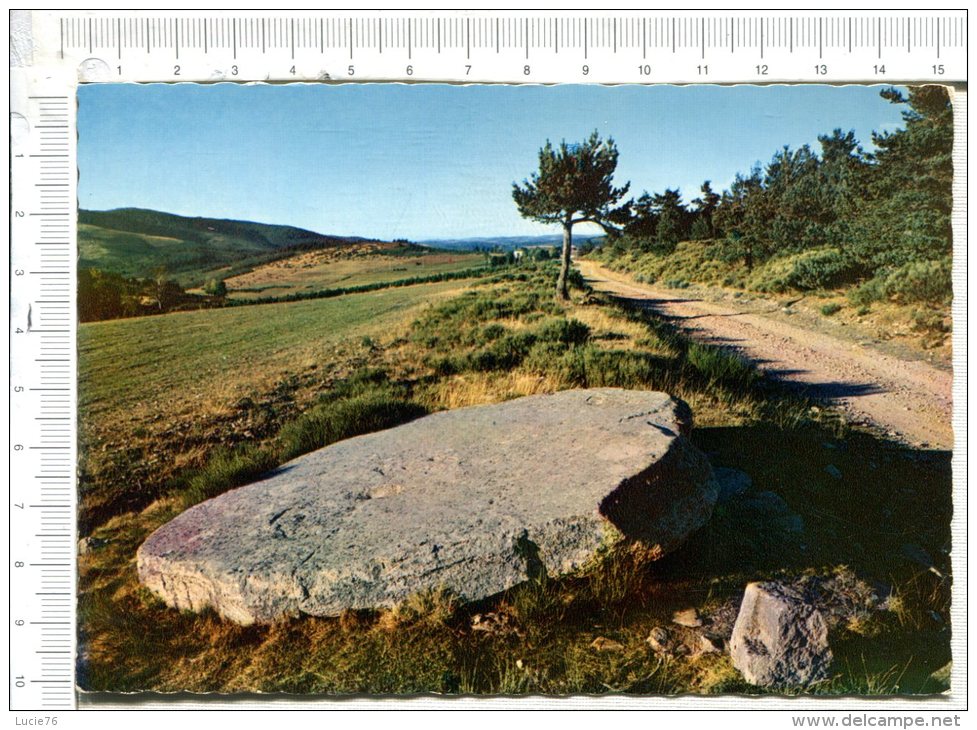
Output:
top-left (556, 220), bottom-right (573, 301)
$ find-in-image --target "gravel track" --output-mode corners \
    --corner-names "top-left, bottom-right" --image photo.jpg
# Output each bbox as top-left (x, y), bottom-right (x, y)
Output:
top-left (579, 261), bottom-right (953, 451)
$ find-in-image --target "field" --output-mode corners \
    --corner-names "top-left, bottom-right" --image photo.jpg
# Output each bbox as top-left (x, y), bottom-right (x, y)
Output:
top-left (77, 261), bottom-right (951, 697)
top-left (78, 277), bottom-right (478, 532)
top-left (78, 207), bottom-right (381, 286)
top-left (219, 244), bottom-right (487, 300)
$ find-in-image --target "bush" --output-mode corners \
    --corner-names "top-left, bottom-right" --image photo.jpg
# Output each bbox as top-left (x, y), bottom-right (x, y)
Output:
top-left (751, 248), bottom-right (858, 293)
top-left (821, 303), bottom-right (842, 316)
top-left (327, 368), bottom-right (394, 400)
top-left (204, 278), bottom-right (228, 297)
top-left (566, 267), bottom-right (588, 291)
top-left (181, 444), bottom-right (279, 508)
top-left (910, 308), bottom-right (951, 334)
top-left (686, 343), bottom-right (758, 389)
top-left (848, 258), bottom-right (952, 306)
top-left (277, 395), bottom-right (427, 462)
top-left (788, 248), bottom-right (858, 290)
top-left (882, 259), bottom-right (952, 304)
top-left (524, 343), bottom-right (665, 390)
top-left (466, 331), bottom-right (538, 371)
top-left (477, 323), bottom-right (508, 344)
top-left (848, 276), bottom-right (888, 306)
top-left (534, 318), bottom-right (591, 346)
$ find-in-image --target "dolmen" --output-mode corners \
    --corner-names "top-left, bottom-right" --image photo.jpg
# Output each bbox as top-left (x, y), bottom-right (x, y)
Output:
top-left (137, 388), bottom-right (718, 624)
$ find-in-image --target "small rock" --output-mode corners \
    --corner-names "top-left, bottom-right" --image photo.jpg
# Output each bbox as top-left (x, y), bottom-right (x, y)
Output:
top-left (730, 581), bottom-right (833, 688)
top-left (700, 596), bottom-right (742, 641)
top-left (824, 464), bottom-right (842, 480)
top-left (471, 611), bottom-right (522, 638)
top-left (672, 607), bottom-right (703, 628)
top-left (901, 543), bottom-right (944, 578)
top-left (713, 467), bottom-right (752, 504)
top-left (740, 491), bottom-right (805, 535)
top-left (591, 636), bottom-right (626, 652)
top-left (697, 635), bottom-right (722, 655)
top-left (646, 626), bottom-right (673, 654)
top-left (78, 536), bottom-right (109, 555)
top-left (928, 662), bottom-right (951, 692)
top-left (796, 569), bottom-right (891, 630)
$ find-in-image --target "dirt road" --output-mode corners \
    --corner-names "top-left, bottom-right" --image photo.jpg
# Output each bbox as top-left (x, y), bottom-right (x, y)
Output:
top-left (579, 261), bottom-right (954, 451)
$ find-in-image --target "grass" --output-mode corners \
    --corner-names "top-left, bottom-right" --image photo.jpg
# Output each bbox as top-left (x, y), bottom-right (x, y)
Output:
top-left (223, 246), bottom-right (487, 300)
top-left (77, 277), bottom-right (478, 532)
top-left (77, 259), bottom-right (952, 696)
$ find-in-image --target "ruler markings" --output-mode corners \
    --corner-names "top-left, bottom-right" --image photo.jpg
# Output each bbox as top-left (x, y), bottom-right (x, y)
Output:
top-left (12, 11), bottom-right (964, 712)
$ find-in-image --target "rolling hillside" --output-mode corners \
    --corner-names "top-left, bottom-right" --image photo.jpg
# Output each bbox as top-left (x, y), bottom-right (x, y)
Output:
top-left (78, 208), bottom-right (379, 285)
top-left (420, 233), bottom-right (601, 251)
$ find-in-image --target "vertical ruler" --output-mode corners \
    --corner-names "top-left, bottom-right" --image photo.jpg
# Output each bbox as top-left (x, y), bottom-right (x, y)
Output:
top-left (6, 8), bottom-right (967, 712)
top-left (9, 86), bottom-right (77, 710)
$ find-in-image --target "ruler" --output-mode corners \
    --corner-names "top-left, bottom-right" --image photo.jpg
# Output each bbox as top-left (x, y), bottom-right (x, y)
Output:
top-left (9, 90), bottom-right (76, 711)
top-left (23, 10), bottom-right (969, 83)
top-left (6, 9), bottom-right (967, 712)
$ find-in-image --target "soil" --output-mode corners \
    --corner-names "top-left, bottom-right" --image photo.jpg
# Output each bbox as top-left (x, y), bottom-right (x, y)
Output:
top-left (579, 261), bottom-right (953, 451)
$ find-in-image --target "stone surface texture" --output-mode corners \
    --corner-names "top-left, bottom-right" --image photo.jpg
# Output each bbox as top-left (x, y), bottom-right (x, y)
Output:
top-left (730, 581), bottom-right (834, 687)
top-left (138, 388), bottom-right (717, 625)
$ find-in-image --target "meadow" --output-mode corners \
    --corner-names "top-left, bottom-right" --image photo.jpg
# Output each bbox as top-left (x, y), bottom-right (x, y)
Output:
top-left (77, 261), bottom-right (951, 696)
top-left (78, 277), bottom-right (478, 532)
top-left (221, 245), bottom-right (486, 300)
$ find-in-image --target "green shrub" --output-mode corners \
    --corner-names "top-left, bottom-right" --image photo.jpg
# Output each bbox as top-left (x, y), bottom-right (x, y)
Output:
top-left (328, 368), bottom-right (395, 400)
top-left (848, 258), bottom-right (951, 306)
top-left (686, 343), bottom-right (758, 389)
top-left (664, 278), bottom-right (690, 289)
top-left (203, 278), bottom-right (228, 298)
top-left (787, 248), bottom-right (858, 290)
top-left (277, 395), bottom-right (427, 462)
top-left (466, 331), bottom-right (538, 371)
top-left (848, 276), bottom-right (888, 306)
top-left (752, 249), bottom-right (858, 293)
top-left (525, 343), bottom-right (666, 390)
top-left (910, 308), bottom-right (951, 334)
top-left (181, 444), bottom-right (279, 508)
top-left (576, 349), bottom-right (663, 388)
top-left (821, 303), bottom-right (842, 316)
top-left (478, 323), bottom-right (508, 343)
top-left (566, 267), bottom-right (588, 291)
top-left (534, 318), bottom-right (591, 346)
top-left (882, 259), bottom-right (952, 304)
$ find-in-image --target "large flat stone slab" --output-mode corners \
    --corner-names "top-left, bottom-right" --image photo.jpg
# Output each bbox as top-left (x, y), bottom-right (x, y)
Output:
top-left (137, 388), bottom-right (717, 624)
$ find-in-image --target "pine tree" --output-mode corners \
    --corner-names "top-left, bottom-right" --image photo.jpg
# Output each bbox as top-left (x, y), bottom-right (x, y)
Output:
top-left (691, 181), bottom-right (721, 239)
top-left (853, 86), bottom-right (953, 268)
top-left (513, 131), bottom-right (632, 300)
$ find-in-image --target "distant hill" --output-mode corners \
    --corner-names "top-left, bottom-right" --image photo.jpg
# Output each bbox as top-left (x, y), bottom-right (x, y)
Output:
top-left (79, 208), bottom-right (377, 285)
top-left (419, 234), bottom-right (602, 252)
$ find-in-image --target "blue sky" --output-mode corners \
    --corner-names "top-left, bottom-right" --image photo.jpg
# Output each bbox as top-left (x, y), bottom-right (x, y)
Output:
top-left (77, 83), bottom-right (906, 240)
